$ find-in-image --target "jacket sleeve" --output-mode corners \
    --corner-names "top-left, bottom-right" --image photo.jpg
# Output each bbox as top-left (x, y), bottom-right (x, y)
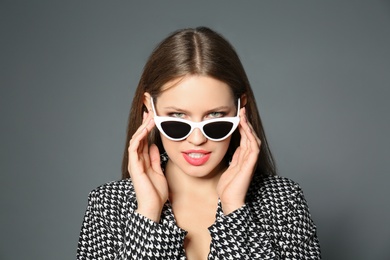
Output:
top-left (208, 181), bottom-right (321, 259)
top-left (277, 184), bottom-right (321, 259)
top-left (209, 204), bottom-right (279, 259)
top-left (77, 190), bottom-right (123, 260)
top-left (77, 182), bottom-right (187, 259)
top-left (123, 211), bottom-right (187, 258)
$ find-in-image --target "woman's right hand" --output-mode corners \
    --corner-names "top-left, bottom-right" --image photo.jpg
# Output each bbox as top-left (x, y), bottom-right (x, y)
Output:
top-left (128, 111), bottom-right (168, 222)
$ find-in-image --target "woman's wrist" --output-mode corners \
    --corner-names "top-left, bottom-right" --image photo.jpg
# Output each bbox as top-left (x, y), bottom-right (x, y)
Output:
top-left (221, 201), bottom-right (245, 215)
top-left (135, 207), bottom-right (162, 223)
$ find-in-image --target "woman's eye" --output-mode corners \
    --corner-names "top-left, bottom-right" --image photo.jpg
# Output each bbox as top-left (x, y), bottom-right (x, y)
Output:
top-left (208, 112), bottom-right (225, 118)
top-left (169, 112), bottom-right (185, 118)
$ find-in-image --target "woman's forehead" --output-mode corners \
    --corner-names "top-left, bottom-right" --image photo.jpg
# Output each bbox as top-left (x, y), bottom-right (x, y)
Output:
top-left (158, 75), bottom-right (234, 105)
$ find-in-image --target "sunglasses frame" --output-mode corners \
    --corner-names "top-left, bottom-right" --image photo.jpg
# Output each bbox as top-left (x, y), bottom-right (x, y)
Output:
top-left (151, 97), bottom-right (240, 141)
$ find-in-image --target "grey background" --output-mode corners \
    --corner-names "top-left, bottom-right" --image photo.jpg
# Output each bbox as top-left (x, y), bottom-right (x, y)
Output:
top-left (1, 1), bottom-right (389, 259)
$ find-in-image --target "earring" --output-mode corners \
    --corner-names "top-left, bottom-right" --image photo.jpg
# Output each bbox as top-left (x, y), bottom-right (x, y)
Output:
top-left (160, 152), bottom-right (169, 172)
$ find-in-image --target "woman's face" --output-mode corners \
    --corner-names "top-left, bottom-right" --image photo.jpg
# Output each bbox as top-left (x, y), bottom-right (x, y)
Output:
top-left (151, 75), bottom-right (237, 179)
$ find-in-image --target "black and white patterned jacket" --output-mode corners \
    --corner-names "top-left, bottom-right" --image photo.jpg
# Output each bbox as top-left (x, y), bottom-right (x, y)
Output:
top-left (77, 175), bottom-right (321, 259)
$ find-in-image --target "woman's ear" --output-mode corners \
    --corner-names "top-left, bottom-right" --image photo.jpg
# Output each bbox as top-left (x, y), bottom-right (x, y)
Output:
top-left (240, 94), bottom-right (247, 108)
top-left (143, 92), bottom-right (152, 112)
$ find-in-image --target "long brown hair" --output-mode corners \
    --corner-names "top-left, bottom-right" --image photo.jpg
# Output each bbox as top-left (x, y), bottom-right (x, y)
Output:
top-left (122, 27), bottom-right (276, 179)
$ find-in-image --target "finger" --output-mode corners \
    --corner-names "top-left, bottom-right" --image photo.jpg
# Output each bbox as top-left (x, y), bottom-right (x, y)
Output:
top-left (142, 117), bottom-right (158, 168)
top-left (237, 110), bottom-right (251, 156)
top-left (245, 121), bottom-right (261, 147)
top-left (132, 111), bottom-right (154, 140)
top-left (128, 117), bottom-right (155, 172)
top-left (229, 146), bottom-right (241, 168)
top-left (233, 123), bottom-right (248, 167)
top-left (244, 123), bottom-right (260, 152)
top-left (241, 123), bottom-right (260, 161)
top-left (240, 108), bottom-right (261, 148)
top-left (128, 130), bottom-right (146, 176)
top-left (138, 117), bottom-right (156, 162)
top-left (149, 144), bottom-right (164, 175)
top-left (236, 109), bottom-right (259, 168)
top-left (128, 126), bottom-right (148, 154)
top-left (141, 131), bottom-right (151, 168)
top-left (130, 114), bottom-right (155, 148)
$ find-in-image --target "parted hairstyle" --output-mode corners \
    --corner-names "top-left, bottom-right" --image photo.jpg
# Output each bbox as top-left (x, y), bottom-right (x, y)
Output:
top-left (121, 26), bottom-right (276, 179)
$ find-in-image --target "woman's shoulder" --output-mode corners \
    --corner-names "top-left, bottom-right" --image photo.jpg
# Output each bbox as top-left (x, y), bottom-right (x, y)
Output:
top-left (87, 178), bottom-right (137, 210)
top-left (248, 175), bottom-right (308, 210)
top-left (90, 178), bottom-right (134, 196)
top-left (252, 174), bottom-right (301, 191)
top-left (259, 175), bottom-right (302, 193)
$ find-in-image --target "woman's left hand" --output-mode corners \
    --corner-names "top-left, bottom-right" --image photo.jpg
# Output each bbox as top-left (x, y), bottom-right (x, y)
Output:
top-left (217, 107), bottom-right (261, 215)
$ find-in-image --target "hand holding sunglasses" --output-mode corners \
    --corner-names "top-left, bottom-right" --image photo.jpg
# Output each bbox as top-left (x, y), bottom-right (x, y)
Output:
top-left (216, 106), bottom-right (262, 215)
top-left (127, 110), bottom-right (168, 222)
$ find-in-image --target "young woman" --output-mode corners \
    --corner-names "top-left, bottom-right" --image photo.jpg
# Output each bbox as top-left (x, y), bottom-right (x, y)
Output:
top-left (77, 27), bottom-right (321, 259)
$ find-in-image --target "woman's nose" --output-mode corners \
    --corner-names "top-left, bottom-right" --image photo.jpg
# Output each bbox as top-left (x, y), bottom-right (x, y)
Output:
top-left (186, 127), bottom-right (207, 145)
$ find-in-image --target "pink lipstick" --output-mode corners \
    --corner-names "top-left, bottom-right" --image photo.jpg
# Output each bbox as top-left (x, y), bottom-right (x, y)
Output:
top-left (182, 150), bottom-right (211, 166)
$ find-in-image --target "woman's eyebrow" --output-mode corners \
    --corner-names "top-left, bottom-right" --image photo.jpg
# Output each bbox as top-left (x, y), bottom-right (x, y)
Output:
top-left (162, 106), bottom-right (187, 111)
top-left (204, 106), bottom-right (231, 113)
top-left (162, 105), bottom-right (232, 113)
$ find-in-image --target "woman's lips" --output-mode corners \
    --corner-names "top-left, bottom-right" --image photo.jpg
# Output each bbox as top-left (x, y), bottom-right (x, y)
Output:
top-left (182, 150), bottom-right (211, 166)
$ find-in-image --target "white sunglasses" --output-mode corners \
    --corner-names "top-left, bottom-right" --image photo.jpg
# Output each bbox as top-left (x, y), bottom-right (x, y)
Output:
top-left (151, 97), bottom-right (240, 141)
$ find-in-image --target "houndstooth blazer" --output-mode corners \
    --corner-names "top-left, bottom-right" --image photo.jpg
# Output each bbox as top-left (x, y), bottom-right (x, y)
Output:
top-left (77, 175), bottom-right (321, 259)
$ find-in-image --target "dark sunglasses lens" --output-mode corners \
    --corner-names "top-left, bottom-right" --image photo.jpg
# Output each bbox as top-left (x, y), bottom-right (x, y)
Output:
top-left (161, 121), bottom-right (191, 139)
top-left (203, 121), bottom-right (234, 139)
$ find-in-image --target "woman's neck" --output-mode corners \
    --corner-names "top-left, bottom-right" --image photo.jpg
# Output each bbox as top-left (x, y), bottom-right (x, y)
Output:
top-left (165, 160), bottom-right (226, 199)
